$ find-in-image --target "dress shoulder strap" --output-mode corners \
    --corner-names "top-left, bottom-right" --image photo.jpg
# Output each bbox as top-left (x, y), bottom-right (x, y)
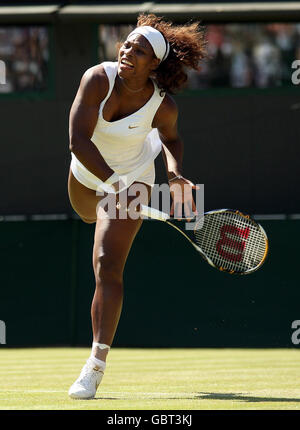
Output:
top-left (100, 62), bottom-right (118, 108)
top-left (143, 79), bottom-right (166, 128)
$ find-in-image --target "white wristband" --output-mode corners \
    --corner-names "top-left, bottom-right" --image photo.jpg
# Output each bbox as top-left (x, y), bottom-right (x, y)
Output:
top-left (105, 172), bottom-right (119, 186)
top-left (100, 172), bottom-right (120, 194)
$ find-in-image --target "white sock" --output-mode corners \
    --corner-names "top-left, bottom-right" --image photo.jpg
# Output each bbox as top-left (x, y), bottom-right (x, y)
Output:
top-left (92, 342), bottom-right (110, 351)
top-left (90, 342), bottom-right (110, 371)
top-left (89, 355), bottom-right (106, 371)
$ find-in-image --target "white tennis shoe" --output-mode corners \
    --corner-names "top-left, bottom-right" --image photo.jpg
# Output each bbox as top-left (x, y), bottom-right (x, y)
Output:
top-left (68, 358), bottom-right (104, 399)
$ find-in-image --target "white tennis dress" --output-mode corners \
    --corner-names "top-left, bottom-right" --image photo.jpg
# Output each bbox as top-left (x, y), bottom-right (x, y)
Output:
top-left (71, 61), bottom-right (166, 192)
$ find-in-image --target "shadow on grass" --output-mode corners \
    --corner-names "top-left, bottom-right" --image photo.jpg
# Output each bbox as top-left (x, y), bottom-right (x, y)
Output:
top-left (94, 392), bottom-right (300, 403)
top-left (197, 392), bottom-right (300, 403)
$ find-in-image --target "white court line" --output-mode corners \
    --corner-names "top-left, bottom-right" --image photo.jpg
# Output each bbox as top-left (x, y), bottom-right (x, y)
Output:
top-left (0, 390), bottom-right (65, 393)
top-left (0, 389), bottom-right (195, 396)
top-left (1, 390), bottom-right (297, 401)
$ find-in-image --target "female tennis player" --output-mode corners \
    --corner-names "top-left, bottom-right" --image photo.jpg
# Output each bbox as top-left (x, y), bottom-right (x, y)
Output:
top-left (67, 13), bottom-right (206, 399)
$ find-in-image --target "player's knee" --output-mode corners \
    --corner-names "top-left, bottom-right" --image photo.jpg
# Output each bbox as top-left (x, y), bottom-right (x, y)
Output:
top-left (95, 257), bottom-right (123, 287)
top-left (95, 272), bottom-right (123, 294)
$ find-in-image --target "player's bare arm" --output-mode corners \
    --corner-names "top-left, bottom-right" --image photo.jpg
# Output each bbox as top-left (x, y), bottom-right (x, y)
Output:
top-left (153, 94), bottom-right (183, 179)
top-left (69, 65), bottom-right (114, 182)
top-left (154, 94), bottom-right (198, 216)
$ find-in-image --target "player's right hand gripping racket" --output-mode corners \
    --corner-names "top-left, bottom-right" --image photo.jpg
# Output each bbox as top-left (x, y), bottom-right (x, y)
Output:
top-left (139, 205), bottom-right (269, 275)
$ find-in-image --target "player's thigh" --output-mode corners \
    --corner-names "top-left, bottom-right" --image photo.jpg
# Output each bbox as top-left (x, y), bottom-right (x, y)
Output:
top-left (92, 216), bottom-right (143, 280)
top-left (68, 169), bottom-right (99, 223)
top-left (93, 181), bottom-right (152, 279)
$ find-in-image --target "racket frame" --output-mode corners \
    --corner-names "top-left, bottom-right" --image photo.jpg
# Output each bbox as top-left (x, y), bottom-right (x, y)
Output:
top-left (140, 205), bottom-right (269, 275)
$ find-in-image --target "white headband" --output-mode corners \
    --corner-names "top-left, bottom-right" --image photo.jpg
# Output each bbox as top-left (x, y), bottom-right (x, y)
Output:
top-left (128, 26), bottom-right (170, 62)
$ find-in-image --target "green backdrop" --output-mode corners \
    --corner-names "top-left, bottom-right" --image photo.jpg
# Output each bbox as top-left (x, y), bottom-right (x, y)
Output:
top-left (0, 218), bottom-right (298, 348)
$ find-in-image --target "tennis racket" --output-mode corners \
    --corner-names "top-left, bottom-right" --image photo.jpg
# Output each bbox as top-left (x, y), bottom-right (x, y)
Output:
top-left (139, 205), bottom-right (269, 275)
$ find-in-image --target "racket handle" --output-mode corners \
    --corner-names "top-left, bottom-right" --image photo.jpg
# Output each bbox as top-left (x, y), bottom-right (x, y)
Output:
top-left (139, 205), bottom-right (169, 221)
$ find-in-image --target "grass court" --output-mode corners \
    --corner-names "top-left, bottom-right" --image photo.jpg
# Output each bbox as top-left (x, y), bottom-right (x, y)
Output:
top-left (0, 348), bottom-right (299, 410)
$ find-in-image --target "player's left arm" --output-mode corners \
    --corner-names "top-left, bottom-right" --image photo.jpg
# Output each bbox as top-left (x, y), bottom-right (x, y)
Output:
top-left (154, 95), bottom-right (198, 217)
top-left (154, 94), bottom-right (183, 180)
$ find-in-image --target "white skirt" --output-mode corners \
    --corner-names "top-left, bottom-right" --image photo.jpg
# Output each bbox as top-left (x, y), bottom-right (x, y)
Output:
top-left (70, 129), bottom-right (161, 192)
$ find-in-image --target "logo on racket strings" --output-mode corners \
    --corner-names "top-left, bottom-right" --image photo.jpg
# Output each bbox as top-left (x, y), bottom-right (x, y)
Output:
top-left (216, 225), bottom-right (250, 262)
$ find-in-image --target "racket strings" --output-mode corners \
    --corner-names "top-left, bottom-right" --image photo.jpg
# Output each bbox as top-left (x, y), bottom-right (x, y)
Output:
top-left (194, 211), bottom-right (267, 273)
top-left (213, 214), bottom-right (266, 271)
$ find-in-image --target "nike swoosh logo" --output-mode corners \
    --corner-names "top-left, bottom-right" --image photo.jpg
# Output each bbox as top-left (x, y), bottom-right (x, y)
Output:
top-left (128, 125), bottom-right (138, 129)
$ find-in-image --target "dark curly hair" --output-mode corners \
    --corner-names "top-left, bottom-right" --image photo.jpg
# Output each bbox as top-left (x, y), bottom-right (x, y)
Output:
top-left (136, 13), bottom-right (207, 94)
